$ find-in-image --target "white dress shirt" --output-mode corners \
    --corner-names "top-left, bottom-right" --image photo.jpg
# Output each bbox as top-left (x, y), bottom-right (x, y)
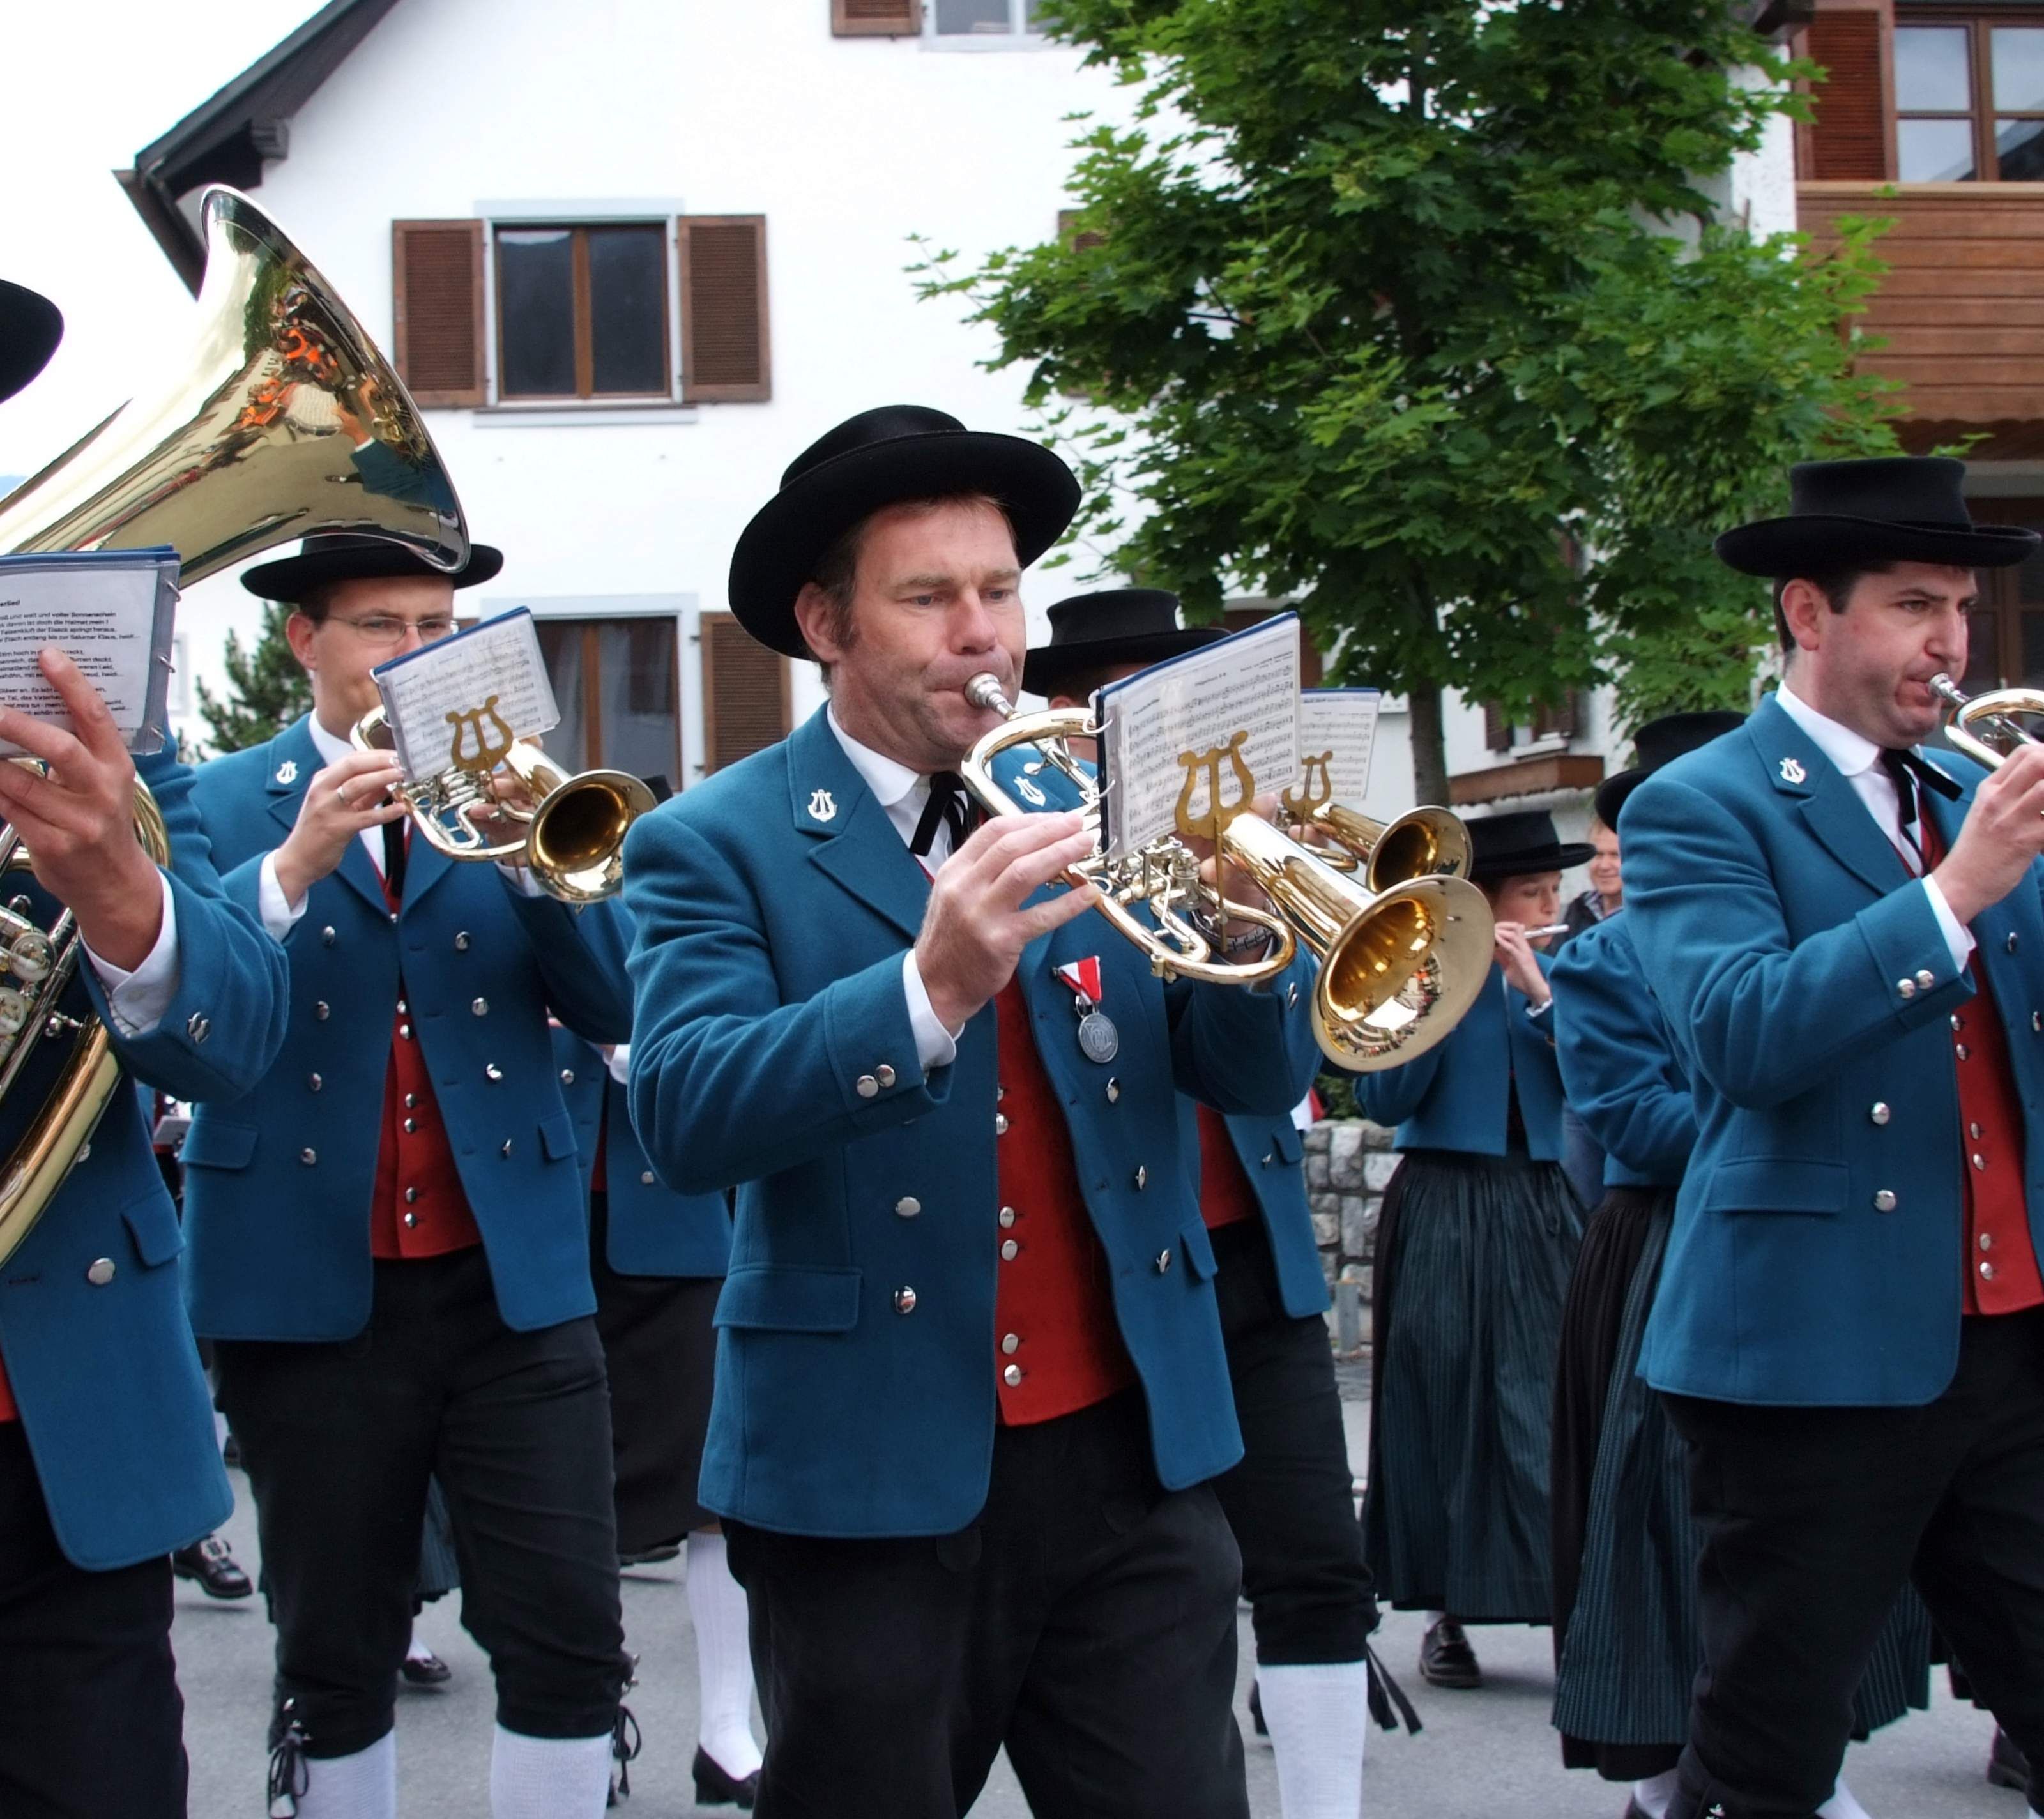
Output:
top-left (1774, 680), bottom-right (1973, 971)
top-left (827, 708), bottom-right (965, 1071)
top-left (80, 867), bottom-right (178, 1039)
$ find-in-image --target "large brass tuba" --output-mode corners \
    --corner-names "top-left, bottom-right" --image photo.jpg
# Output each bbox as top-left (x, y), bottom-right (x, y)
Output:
top-left (0, 185), bottom-right (468, 1265)
top-left (958, 676), bottom-right (1495, 1072)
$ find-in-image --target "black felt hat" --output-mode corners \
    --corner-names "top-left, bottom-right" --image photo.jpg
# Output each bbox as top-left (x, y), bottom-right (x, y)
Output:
top-left (1467, 809), bottom-right (1595, 882)
top-left (1594, 710), bottom-right (1746, 828)
top-left (241, 533), bottom-right (503, 603)
top-left (1021, 588), bottom-right (1224, 697)
top-left (1715, 457), bottom-right (2038, 578)
top-left (0, 280), bottom-right (63, 404)
top-left (728, 404), bottom-right (1081, 658)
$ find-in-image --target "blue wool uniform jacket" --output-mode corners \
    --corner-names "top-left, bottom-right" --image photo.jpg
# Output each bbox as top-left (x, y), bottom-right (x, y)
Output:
top-left (1621, 694), bottom-right (2044, 1407)
top-left (179, 715), bottom-right (635, 1341)
top-left (1550, 917), bottom-right (1695, 1189)
top-left (0, 746), bottom-right (287, 1569)
top-left (552, 1028), bottom-right (733, 1279)
top-left (1178, 1106), bottom-right (1329, 1320)
top-left (621, 706), bottom-right (1322, 1537)
top-left (1353, 958), bottom-right (1565, 1158)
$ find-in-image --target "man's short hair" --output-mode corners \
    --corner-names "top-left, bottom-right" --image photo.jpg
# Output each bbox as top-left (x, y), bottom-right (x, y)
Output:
top-left (1772, 563), bottom-right (1897, 653)
top-left (289, 580), bottom-right (342, 624)
top-left (1038, 662), bottom-right (1123, 708)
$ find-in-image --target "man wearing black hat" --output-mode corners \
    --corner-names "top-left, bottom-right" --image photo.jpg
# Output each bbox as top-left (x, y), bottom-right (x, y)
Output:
top-left (1621, 457), bottom-right (2044, 1819)
top-left (181, 535), bottom-right (637, 1818)
top-left (623, 409), bottom-right (1321, 1818)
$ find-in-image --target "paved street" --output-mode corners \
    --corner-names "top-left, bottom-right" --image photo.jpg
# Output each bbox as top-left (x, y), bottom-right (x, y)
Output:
top-left (172, 1373), bottom-right (2023, 1816)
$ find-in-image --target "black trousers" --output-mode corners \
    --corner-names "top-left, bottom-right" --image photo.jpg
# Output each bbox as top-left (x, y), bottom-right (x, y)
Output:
top-left (726, 1390), bottom-right (1249, 1819)
top-left (214, 1248), bottom-right (628, 1759)
top-left (1665, 1307), bottom-right (2044, 1819)
top-left (1207, 1217), bottom-right (1377, 1664)
top-left (0, 1424), bottom-right (186, 1817)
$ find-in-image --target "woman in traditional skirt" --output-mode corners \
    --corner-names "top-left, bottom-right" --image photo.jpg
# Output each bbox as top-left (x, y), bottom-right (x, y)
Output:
top-left (1358, 809), bottom-right (1590, 1689)
top-left (554, 1028), bottom-right (762, 1809)
top-left (1548, 713), bottom-right (1928, 1819)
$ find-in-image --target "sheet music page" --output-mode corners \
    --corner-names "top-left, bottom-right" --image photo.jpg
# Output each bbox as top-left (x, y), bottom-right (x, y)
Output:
top-left (374, 607), bottom-right (560, 782)
top-left (1300, 689), bottom-right (1383, 803)
top-left (1097, 614), bottom-right (1301, 861)
top-left (0, 549), bottom-right (179, 755)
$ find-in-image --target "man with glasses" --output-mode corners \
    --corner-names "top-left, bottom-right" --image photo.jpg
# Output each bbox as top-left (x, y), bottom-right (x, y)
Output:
top-left (182, 535), bottom-right (639, 1819)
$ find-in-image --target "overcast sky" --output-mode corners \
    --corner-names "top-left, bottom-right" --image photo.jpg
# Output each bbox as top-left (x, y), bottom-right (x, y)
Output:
top-left (1, 0), bottom-right (331, 480)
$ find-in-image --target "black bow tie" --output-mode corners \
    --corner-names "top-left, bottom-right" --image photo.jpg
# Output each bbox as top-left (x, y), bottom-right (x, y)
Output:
top-left (910, 772), bottom-right (974, 860)
top-left (1879, 747), bottom-right (1961, 854)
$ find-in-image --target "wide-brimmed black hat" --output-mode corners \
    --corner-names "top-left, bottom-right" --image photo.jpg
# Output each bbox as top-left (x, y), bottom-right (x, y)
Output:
top-left (1022, 588), bottom-right (1224, 697)
top-left (1716, 457), bottom-right (2038, 578)
top-left (1468, 809), bottom-right (1595, 882)
top-left (241, 533), bottom-right (503, 603)
top-left (0, 280), bottom-right (63, 404)
top-left (1595, 709), bottom-right (1746, 828)
top-left (728, 404), bottom-right (1081, 659)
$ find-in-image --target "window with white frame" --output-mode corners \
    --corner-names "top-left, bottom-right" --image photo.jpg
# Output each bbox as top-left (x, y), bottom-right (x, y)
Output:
top-left (931, 0), bottom-right (1044, 40)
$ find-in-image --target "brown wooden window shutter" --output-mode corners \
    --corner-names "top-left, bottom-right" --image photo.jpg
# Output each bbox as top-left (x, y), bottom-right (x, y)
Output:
top-left (833, 0), bottom-right (921, 34)
top-left (1532, 692), bottom-right (1583, 742)
top-left (1483, 703), bottom-right (1511, 752)
top-left (392, 220), bottom-right (485, 407)
top-left (701, 612), bottom-right (793, 772)
top-left (1804, 9), bottom-right (1890, 181)
top-left (680, 217), bottom-right (771, 404)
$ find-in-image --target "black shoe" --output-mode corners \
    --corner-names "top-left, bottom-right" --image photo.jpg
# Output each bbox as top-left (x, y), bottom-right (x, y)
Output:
top-left (1419, 1617), bottom-right (1481, 1689)
top-left (1247, 1678), bottom-right (1267, 1737)
top-left (619, 1542), bottom-right (682, 1568)
top-left (400, 1648), bottom-right (452, 1686)
top-left (1989, 1726), bottom-right (2031, 1790)
top-left (171, 1534), bottom-right (252, 1600)
top-left (693, 1746), bottom-right (760, 1809)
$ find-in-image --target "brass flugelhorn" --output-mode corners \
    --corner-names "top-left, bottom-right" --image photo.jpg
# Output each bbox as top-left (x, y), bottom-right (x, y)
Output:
top-left (1278, 751), bottom-right (1473, 889)
top-left (0, 185), bottom-right (467, 1267)
top-left (1930, 673), bottom-right (2044, 768)
top-left (958, 675), bottom-right (1495, 1072)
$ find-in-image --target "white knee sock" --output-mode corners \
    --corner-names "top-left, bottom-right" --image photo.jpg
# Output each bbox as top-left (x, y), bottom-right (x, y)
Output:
top-left (1631, 1769), bottom-right (1680, 1818)
top-left (404, 1622), bottom-right (434, 1664)
top-left (1255, 1661), bottom-right (1368, 1819)
top-left (488, 1727), bottom-right (614, 1819)
top-left (687, 1530), bottom-right (764, 1779)
top-left (1819, 1780), bottom-right (1873, 1819)
top-left (284, 1732), bottom-right (395, 1819)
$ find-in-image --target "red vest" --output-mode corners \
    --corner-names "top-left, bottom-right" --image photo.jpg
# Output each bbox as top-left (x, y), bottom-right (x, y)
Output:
top-left (991, 978), bottom-right (1136, 1424)
top-left (1197, 1104), bottom-right (1260, 1232)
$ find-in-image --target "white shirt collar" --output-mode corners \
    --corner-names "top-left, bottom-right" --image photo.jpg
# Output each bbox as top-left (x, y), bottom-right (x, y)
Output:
top-left (827, 706), bottom-right (927, 814)
top-left (1774, 678), bottom-right (1883, 780)
top-left (307, 712), bottom-right (353, 768)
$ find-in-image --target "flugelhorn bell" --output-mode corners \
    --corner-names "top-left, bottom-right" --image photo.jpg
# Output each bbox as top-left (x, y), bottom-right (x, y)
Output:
top-left (1279, 754), bottom-right (1473, 889)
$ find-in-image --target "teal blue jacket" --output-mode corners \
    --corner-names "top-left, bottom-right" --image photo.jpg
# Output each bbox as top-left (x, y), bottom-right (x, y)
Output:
top-left (621, 706), bottom-right (1321, 1537)
top-left (0, 746), bottom-right (287, 1568)
top-left (1178, 1106), bottom-right (1327, 1320)
top-left (180, 715), bottom-right (635, 1339)
top-left (1550, 917), bottom-right (1695, 1189)
top-left (1621, 694), bottom-right (2044, 1406)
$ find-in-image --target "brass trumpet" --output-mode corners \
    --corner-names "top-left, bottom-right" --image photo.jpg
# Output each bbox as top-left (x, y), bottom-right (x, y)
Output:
top-left (1930, 673), bottom-right (2044, 768)
top-left (959, 676), bottom-right (1495, 1072)
top-left (1279, 751), bottom-right (1473, 889)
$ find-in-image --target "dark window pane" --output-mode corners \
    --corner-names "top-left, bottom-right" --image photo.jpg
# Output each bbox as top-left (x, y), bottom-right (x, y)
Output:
top-left (1895, 26), bottom-right (1973, 112)
top-left (935, 0), bottom-right (1011, 31)
top-left (1994, 27), bottom-right (2044, 112)
top-left (588, 227), bottom-right (667, 396)
top-left (1999, 118), bottom-right (2044, 179)
top-left (2023, 611), bottom-right (2044, 688)
top-left (1963, 609), bottom-right (2002, 692)
top-left (535, 620), bottom-right (590, 772)
top-left (597, 620), bottom-right (679, 783)
top-left (1899, 118), bottom-right (1978, 182)
top-left (498, 229), bottom-right (576, 397)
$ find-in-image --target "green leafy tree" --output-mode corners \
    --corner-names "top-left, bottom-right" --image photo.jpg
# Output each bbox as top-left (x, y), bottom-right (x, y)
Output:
top-left (919, 0), bottom-right (1902, 800)
top-left (195, 600), bottom-right (311, 754)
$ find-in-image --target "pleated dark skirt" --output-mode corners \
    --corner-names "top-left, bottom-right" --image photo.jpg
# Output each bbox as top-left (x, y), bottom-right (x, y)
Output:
top-left (591, 1191), bottom-right (719, 1556)
top-left (1363, 1149), bottom-right (1584, 1623)
top-left (1551, 1191), bottom-right (1932, 1774)
top-left (415, 1475), bottom-right (460, 1602)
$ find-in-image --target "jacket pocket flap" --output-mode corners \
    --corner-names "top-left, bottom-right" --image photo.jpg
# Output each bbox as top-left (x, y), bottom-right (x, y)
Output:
top-left (539, 1111), bottom-right (577, 1162)
top-left (1700, 1157), bottom-right (1847, 1216)
top-left (179, 1120), bottom-right (257, 1171)
top-left (1270, 1124), bottom-right (1304, 1164)
top-left (122, 1191), bottom-right (185, 1267)
top-left (715, 1266), bottom-right (861, 1333)
top-left (1179, 1217), bottom-right (1219, 1282)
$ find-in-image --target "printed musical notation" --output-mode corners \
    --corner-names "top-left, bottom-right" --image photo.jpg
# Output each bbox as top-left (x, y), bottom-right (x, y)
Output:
top-left (374, 607), bottom-right (559, 782)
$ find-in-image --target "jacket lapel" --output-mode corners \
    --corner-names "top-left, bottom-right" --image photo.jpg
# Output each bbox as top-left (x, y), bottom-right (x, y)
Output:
top-left (266, 717), bottom-right (390, 917)
top-left (1746, 697), bottom-right (1912, 898)
top-left (790, 710), bottom-right (931, 944)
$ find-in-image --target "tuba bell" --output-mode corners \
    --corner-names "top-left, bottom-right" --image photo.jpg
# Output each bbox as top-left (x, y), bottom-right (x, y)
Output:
top-left (958, 675), bottom-right (1495, 1072)
top-left (0, 185), bottom-right (468, 1266)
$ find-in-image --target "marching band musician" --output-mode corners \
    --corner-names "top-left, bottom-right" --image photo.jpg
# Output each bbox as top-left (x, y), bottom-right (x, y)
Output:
top-left (179, 536), bottom-right (636, 1818)
top-left (1355, 811), bottom-right (1590, 1691)
top-left (622, 406), bottom-right (1320, 1819)
top-left (1028, 590), bottom-right (1387, 1819)
top-left (0, 281), bottom-right (289, 1817)
top-left (1620, 457), bottom-right (2044, 1819)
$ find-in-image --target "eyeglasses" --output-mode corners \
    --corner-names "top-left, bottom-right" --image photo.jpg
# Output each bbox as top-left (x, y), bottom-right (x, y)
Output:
top-left (326, 615), bottom-right (459, 647)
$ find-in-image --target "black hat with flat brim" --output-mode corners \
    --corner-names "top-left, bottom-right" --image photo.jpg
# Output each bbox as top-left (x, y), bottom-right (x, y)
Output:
top-left (241, 533), bottom-right (503, 603)
top-left (1022, 588), bottom-right (1224, 697)
top-left (728, 404), bottom-right (1081, 659)
top-left (1716, 457), bottom-right (2038, 578)
top-left (1595, 709), bottom-right (1746, 829)
top-left (0, 280), bottom-right (63, 404)
top-left (1467, 809), bottom-right (1595, 882)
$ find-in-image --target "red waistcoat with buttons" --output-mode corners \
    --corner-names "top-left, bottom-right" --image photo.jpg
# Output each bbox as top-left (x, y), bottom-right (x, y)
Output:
top-left (990, 977), bottom-right (1136, 1424)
